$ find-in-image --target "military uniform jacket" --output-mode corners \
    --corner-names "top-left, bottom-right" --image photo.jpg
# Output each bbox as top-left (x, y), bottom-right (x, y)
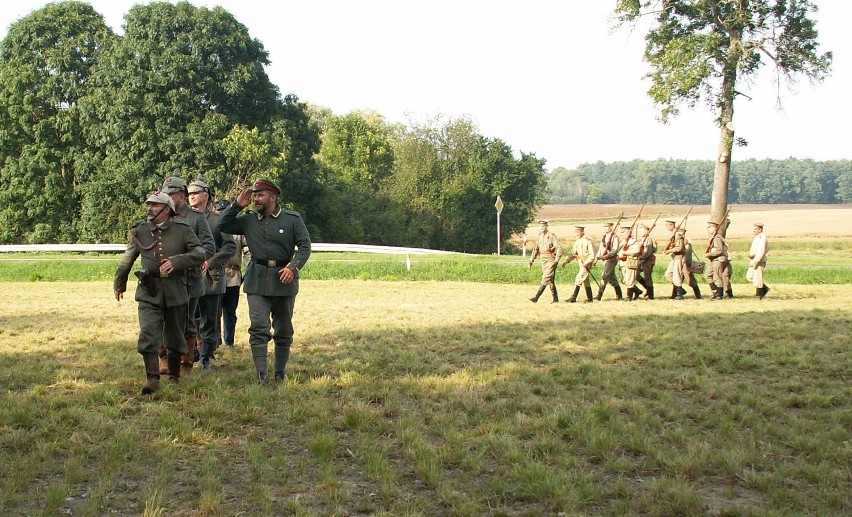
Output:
top-left (668, 232), bottom-right (685, 255)
top-left (749, 233), bottom-right (768, 266)
top-left (531, 232), bottom-right (562, 262)
top-left (201, 209), bottom-right (238, 295)
top-left (598, 232), bottom-right (620, 261)
top-left (174, 203), bottom-right (216, 298)
top-left (639, 236), bottom-right (656, 264)
top-left (571, 236), bottom-right (595, 267)
top-left (619, 237), bottom-right (641, 269)
top-left (217, 204), bottom-right (312, 297)
top-left (113, 219), bottom-right (206, 307)
top-left (706, 234), bottom-right (728, 261)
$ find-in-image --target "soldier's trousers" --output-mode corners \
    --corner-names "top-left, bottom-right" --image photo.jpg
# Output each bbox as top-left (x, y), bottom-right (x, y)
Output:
top-left (198, 293), bottom-right (222, 360)
top-left (247, 294), bottom-right (296, 374)
top-left (573, 266), bottom-right (591, 288)
top-left (540, 258), bottom-right (557, 287)
top-left (137, 300), bottom-right (188, 355)
top-left (621, 265), bottom-right (638, 288)
top-left (600, 260), bottom-right (618, 286)
top-left (665, 255), bottom-right (685, 286)
top-left (639, 260), bottom-right (654, 289)
top-left (706, 258), bottom-right (730, 291)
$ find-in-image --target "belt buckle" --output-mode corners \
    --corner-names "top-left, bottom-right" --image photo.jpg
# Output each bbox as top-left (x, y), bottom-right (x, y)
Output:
top-left (266, 259), bottom-right (276, 267)
top-left (161, 271), bottom-right (169, 278)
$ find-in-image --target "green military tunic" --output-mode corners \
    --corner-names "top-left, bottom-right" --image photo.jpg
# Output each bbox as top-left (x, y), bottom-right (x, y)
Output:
top-left (113, 218), bottom-right (205, 354)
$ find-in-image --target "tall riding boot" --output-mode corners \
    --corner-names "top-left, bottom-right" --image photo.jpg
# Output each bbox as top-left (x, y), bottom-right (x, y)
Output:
top-left (252, 344), bottom-right (269, 383)
top-left (673, 285), bottom-right (684, 300)
top-left (181, 337), bottom-right (196, 375)
top-left (711, 287), bottom-right (724, 300)
top-left (625, 288), bottom-right (634, 302)
top-left (529, 284), bottom-right (546, 303)
top-left (167, 352), bottom-right (181, 384)
top-left (584, 285), bottom-right (594, 303)
top-left (273, 343), bottom-right (290, 381)
top-left (760, 285), bottom-right (770, 299)
top-left (670, 285), bottom-right (677, 299)
top-left (549, 284), bottom-right (559, 303)
top-left (158, 346), bottom-right (169, 374)
top-left (726, 287), bottom-right (734, 299)
top-left (595, 284), bottom-right (606, 301)
top-left (566, 286), bottom-right (580, 303)
top-left (633, 285), bottom-right (644, 297)
top-left (141, 352), bottom-right (160, 395)
top-left (692, 284), bottom-right (702, 299)
top-left (613, 284), bottom-right (623, 301)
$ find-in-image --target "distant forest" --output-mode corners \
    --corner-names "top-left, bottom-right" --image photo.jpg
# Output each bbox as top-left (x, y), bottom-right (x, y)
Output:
top-left (547, 158), bottom-right (852, 205)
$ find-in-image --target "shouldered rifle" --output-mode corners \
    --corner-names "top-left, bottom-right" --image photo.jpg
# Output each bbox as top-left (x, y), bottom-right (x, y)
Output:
top-left (705, 207), bottom-right (731, 255)
top-left (621, 204), bottom-right (645, 251)
top-left (640, 213), bottom-right (661, 255)
top-left (603, 211), bottom-right (624, 256)
top-left (665, 205), bottom-right (693, 252)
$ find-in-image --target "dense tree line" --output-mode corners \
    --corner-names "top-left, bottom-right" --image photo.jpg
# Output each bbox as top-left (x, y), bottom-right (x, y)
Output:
top-left (548, 159), bottom-right (852, 205)
top-left (0, 1), bottom-right (546, 253)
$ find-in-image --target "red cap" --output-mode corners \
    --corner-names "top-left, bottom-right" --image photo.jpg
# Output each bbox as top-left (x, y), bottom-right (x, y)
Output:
top-left (251, 178), bottom-right (280, 195)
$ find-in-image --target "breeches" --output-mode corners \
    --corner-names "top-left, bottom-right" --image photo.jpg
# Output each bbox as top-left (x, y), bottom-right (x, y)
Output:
top-left (665, 255), bottom-right (684, 286)
top-left (601, 260), bottom-right (618, 286)
top-left (574, 266), bottom-right (590, 287)
top-left (621, 266), bottom-right (637, 288)
top-left (247, 294), bottom-right (296, 349)
top-left (540, 258), bottom-right (557, 284)
top-left (639, 260), bottom-right (654, 286)
top-left (184, 296), bottom-right (199, 338)
top-left (197, 293), bottom-right (222, 349)
top-left (707, 259), bottom-right (730, 289)
top-left (137, 301), bottom-right (187, 355)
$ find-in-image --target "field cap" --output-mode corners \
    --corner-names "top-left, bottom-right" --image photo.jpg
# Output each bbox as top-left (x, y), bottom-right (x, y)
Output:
top-left (754, 222), bottom-right (764, 228)
top-left (538, 220), bottom-right (548, 225)
top-left (575, 225), bottom-right (585, 230)
top-left (665, 219), bottom-right (676, 224)
top-left (707, 221), bottom-right (719, 227)
top-left (161, 175), bottom-right (187, 194)
top-left (603, 222), bottom-right (613, 227)
top-left (188, 177), bottom-right (210, 194)
top-left (252, 178), bottom-right (281, 195)
top-left (638, 223), bottom-right (649, 230)
top-left (215, 199), bottom-right (230, 211)
top-left (620, 225), bottom-right (632, 230)
top-left (146, 191), bottom-right (175, 212)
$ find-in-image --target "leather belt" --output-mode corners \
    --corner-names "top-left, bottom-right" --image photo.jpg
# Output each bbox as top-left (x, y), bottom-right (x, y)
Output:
top-left (253, 258), bottom-right (287, 267)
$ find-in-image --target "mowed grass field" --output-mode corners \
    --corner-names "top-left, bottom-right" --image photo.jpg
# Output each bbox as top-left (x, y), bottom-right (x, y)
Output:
top-left (0, 205), bottom-right (850, 515)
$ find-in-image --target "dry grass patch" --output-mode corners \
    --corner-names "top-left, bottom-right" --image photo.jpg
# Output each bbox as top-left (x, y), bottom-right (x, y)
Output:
top-left (0, 280), bottom-right (850, 515)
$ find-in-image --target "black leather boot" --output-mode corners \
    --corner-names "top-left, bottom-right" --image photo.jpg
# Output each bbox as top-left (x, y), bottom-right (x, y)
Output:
top-left (595, 285), bottom-right (605, 301)
top-left (550, 284), bottom-right (559, 303)
top-left (566, 286), bottom-right (580, 303)
top-left (670, 285), bottom-right (677, 299)
top-left (141, 353), bottom-right (160, 395)
top-left (613, 284), bottom-right (623, 300)
top-left (692, 284), bottom-right (702, 299)
top-left (584, 285), bottom-right (594, 303)
top-left (529, 284), bottom-right (546, 303)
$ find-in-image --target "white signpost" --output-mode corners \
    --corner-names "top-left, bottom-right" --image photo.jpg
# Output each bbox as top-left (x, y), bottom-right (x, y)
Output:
top-left (495, 196), bottom-right (504, 255)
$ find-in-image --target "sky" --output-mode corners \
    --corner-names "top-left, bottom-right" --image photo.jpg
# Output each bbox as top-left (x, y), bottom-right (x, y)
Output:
top-left (1, 0), bottom-right (849, 171)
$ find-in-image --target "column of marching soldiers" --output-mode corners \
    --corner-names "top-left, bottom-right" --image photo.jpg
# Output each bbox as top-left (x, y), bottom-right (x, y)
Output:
top-left (527, 206), bottom-right (770, 304)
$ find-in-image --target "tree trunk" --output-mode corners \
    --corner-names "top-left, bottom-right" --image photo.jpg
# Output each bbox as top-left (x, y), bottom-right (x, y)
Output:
top-left (711, 32), bottom-right (742, 236)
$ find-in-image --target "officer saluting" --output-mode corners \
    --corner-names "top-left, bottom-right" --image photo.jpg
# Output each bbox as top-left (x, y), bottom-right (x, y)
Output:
top-left (217, 178), bottom-right (311, 383)
top-left (113, 192), bottom-right (206, 394)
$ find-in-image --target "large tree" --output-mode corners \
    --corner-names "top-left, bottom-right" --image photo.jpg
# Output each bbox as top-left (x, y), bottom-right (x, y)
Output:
top-left (77, 1), bottom-right (282, 241)
top-left (0, 1), bottom-right (114, 243)
top-left (615, 0), bottom-right (832, 226)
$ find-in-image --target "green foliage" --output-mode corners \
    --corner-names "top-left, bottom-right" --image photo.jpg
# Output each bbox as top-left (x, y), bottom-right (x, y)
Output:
top-left (547, 158), bottom-right (850, 205)
top-left (0, 1), bottom-right (114, 243)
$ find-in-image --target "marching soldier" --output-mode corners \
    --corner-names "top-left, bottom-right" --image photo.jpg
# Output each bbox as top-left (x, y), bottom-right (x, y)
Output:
top-left (637, 223), bottom-right (656, 299)
top-left (748, 222), bottom-right (770, 299)
top-left (188, 177), bottom-right (237, 370)
top-left (595, 222), bottom-right (623, 301)
top-left (562, 225), bottom-right (596, 303)
top-left (681, 229), bottom-right (703, 299)
top-left (527, 220), bottom-right (563, 303)
top-left (705, 221), bottom-right (731, 300)
top-left (159, 175), bottom-right (216, 375)
top-left (663, 220), bottom-right (688, 300)
top-left (618, 225), bottom-right (642, 301)
top-left (113, 192), bottom-right (206, 394)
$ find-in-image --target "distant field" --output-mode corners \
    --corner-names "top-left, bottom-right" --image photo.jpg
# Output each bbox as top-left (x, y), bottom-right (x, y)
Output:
top-left (524, 204), bottom-right (852, 241)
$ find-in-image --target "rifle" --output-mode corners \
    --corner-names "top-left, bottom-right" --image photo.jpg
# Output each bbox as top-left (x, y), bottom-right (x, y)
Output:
top-left (601, 211), bottom-right (624, 259)
top-left (705, 207), bottom-right (732, 255)
top-left (664, 206), bottom-right (693, 252)
top-left (640, 213), bottom-right (661, 255)
top-left (621, 204), bottom-right (645, 251)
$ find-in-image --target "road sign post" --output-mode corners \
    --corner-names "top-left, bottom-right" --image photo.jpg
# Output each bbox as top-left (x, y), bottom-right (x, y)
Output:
top-left (495, 196), bottom-right (504, 255)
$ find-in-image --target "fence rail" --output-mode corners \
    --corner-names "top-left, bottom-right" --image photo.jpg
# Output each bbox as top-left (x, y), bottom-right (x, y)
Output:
top-left (0, 243), bottom-right (454, 255)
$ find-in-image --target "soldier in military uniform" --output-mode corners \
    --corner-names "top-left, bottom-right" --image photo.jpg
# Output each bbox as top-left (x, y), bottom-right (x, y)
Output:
top-left (114, 192), bottom-right (206, 394)
top-left (636, 223), bottom-right (656, 299)
top-left (562, 225), bottom-right (596, 303)
top-left (188, 177), bottom-right (237, 370)
top-left (681, 229), bottom-right (703, 299)
top-left (747, 222), bottom-right (769, 299)
top-left (617, 225), bottom-right (642, 301)
top-left (595, 222), bottom-right (622, 301)
top-left (527, 220), bottom-right (563, 303)
top-left (217, 178), bottom-right (312, 383)
top-left (663, 220), bottom-right (688, 300)
top-left (704, 221), bottom-right (730, 300)
top-left (159, 175), bottom-right (216, 375)
top-left (218, 200), bottom-right (250, 348)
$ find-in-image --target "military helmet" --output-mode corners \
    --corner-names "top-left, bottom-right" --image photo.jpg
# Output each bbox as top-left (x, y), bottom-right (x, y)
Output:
top-left (188, 177), bottom-right (210, 194)
top-left (161, 175), bottom-right (188, 194)
top-left (145, 191), bottom-right (175, 212)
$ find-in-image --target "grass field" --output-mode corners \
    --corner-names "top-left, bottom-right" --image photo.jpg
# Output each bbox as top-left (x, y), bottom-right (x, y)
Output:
top-left (0, 204), bottom-right (850, 515)
top-left (1, 280), bottom-right (850, 515)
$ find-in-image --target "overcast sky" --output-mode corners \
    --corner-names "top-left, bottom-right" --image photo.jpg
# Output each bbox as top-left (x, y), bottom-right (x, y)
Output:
top-left (1, 0), bottom-right (848, 170)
